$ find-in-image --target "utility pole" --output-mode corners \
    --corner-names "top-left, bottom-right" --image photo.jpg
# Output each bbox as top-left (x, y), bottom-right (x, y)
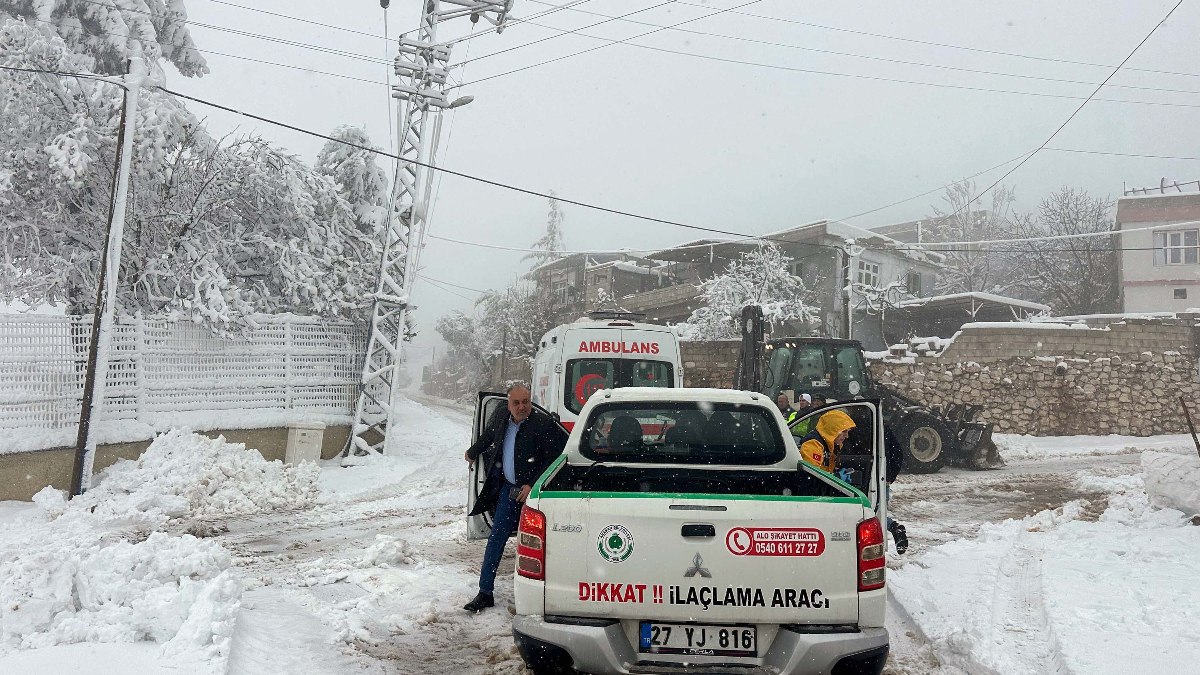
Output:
top-left (840, 244), bottom-right (852, 340)
top-left (499, 324), bottom-right (508, 384)
top-left (71, 55), bottom-right (145, 495)
top-left (346, 0), bottom-right (515, 457)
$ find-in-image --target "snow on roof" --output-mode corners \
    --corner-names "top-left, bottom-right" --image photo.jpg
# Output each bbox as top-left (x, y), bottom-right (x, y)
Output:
top-left (960, 321), bottom-right (1092, 330)
top-left (585, 259), bottom-right (662, 275)
top-left (1039, 311), bottom-right (1178, 322)
top-left (897, 291), bottom-right (1051, 312)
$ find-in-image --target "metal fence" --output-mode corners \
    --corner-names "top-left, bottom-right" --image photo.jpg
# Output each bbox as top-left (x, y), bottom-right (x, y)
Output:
top-left (0, 315), bottom-right (366, 450)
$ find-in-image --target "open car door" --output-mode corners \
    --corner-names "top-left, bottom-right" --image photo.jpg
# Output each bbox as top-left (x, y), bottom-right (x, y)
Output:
top-left (789, 400), bottom-right (887, 523)
top-left (466, 391), bottom-right (569, 540)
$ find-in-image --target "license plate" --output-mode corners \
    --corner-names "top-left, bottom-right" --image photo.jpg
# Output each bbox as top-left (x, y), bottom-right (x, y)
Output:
top-left (639, 622), bottom-right (757, 657)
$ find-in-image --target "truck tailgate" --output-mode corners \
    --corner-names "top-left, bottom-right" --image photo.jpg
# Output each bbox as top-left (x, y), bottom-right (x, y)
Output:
top-left (539, 495), bottom-right (866, 625)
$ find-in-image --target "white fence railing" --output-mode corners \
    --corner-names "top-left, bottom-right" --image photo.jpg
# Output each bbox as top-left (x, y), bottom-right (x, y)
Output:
top-left (0, 315), bottom-right (366, 453)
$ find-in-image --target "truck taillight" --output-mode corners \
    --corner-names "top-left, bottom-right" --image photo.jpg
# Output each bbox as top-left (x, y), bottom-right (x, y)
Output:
top-left (857, 518), bottom-right (886, 592)
top-left (517, 506), bottom-right (546, 581)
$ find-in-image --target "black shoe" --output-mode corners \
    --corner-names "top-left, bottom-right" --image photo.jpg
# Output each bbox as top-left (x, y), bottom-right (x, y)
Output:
top-left (889, 523), bottom-right (908, 555)
top-left (463, 591), bottom-right (494, 612)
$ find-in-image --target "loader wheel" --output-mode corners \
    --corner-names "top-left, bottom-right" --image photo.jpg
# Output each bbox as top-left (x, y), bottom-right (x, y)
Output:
top-left (897, 416), bottom-right (951, 474)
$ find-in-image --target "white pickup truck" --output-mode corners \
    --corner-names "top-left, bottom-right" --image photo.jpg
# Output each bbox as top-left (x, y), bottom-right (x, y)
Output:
top-left (488, 387), bottom-right (890, 675)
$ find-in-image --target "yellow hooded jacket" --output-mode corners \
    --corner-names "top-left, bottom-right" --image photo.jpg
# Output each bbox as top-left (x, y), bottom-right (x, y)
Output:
top-left (799, 409), bottom-right (856, 473)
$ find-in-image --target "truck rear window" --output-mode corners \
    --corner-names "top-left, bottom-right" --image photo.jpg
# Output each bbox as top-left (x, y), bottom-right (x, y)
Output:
top-left (579, 402), bottom-right (785, 465)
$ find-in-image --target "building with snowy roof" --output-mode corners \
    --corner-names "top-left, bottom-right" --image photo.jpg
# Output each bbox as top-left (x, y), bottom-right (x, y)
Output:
top-left (1115, 181), bottom-right (1200, 313)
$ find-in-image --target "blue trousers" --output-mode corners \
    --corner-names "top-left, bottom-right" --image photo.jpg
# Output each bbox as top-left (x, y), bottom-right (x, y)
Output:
top-left (479, 475), bottom-right (520, 594)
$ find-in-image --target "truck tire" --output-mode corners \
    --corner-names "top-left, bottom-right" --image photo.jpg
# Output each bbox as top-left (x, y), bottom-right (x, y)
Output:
top-left (897, 415), bottom-right (951, 474)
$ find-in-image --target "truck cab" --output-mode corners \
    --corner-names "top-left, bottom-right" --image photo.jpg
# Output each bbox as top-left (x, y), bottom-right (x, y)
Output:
top-left (531, 311), bottom-right (683, 432)
top-left (502, 387), bottom-right (890, 675)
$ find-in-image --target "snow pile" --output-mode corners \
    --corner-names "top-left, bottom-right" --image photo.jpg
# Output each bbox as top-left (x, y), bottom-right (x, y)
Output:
top-left (891, 472), bottom-right (1200, 674)
top-left (72, 429), bottom-right (320, 525)
top-left (995, 433), bottom-right (1198, 460)
top-left (1, 530), bottom-right (238, 663)
top-left (1142, 450), bottom-right (1200, 515)
top-left (356, 535), bottom-right (416, 568)
top-left (0, 431), bottom-right (320, 672)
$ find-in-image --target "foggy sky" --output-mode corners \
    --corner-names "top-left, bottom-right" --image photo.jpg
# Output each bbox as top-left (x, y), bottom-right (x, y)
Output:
top-left (168, 0), bottom-right (1199, 367)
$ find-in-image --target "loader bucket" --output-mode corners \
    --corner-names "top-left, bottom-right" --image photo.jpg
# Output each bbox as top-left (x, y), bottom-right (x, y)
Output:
top-left (955, 423), bottom-right (1005, 470)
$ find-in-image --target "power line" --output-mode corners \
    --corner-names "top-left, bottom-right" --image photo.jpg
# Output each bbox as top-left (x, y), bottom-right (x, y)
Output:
top-left (836, 152), bottom-right (1036, 222)
top-left (417, 274), bottom-right (479, 301)
top-left (421, 274), bottom-right (491, 294)
top-left (199, 0), bottom-right (390, 40)
top-left (155, 84), bottom-right (762, 241)
top-left (1045, 147), bottom-right (1200, 162)
top-left (0, 63), bottom-right (121, 86)
top-left (439, 0), bottom-right (600, 47)
top-left (521, 0), bottom-right (1200, 99)
top-left (959, 0), bottom-right (1185, 220)
top-left (7, 65), bottom-right (1191, 260)
top-left (10, 62), bottom-right (762, 243)
top-left (15, 13), bottom-right (393, 88)
top-left (455, 19), bottom-right (1200, 111)
top-left (452, 0), bottom-right (676, 69)
top-left (457, 0), bottom-right (766, 88)
top-left (69, 0), bottom-right (393, 68)
top-left (673, 0), bottom-right (1200, 82)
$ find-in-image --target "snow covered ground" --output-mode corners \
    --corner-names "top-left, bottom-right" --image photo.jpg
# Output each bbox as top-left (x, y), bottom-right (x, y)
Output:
top-left (891, 470), bottom-right (1200, 674)
top-left (2, 397), bottom-right (1198, 674)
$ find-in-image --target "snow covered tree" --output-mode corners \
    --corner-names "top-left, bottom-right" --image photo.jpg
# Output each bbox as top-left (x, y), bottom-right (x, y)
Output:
top-left (676, 243), bottom-right (819, 340)
top-left (522, 193), bottom-right (565, 267)
top-left (315, 126), bottom-right (388, 234)
top-left (431, 281), bottom-right (556, 396)
top-left (0, 17), bottom-right (380, 327)
top-left (924, 181), bottom-right (1018, 295)
top-left (1006, 187), bottom-right (1118, 315)
top-left (474, 282), bottom-right (556, 363)
top-left (0, 0), bottom-right (209, 77)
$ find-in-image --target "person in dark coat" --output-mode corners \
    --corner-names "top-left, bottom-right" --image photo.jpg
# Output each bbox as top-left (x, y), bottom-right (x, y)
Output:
top-left (883, 423), bottom-right (908, 554)
top-left (462, 384), bottom-right (567, 612)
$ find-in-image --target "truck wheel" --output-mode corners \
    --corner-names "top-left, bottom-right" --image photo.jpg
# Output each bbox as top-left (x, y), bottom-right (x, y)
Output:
top-left (897, 416), bottom-right (950, 474)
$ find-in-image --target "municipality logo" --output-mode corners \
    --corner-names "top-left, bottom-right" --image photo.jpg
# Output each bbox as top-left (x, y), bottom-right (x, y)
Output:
top-left (597, 524), bottom-right (635, 563)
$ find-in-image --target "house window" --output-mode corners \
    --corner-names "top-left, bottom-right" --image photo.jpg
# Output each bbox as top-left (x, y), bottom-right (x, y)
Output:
top-left (906, 271), bottom-right (922, 296)
top-left (790, 261), bottom-right (806, 278)
top-left (1154, 229), bottom-right (1199, 265)
top-left (551, 279), bottom-right (569, 304)
top-left (1175, 288), bottom-right (1188, 300)
top-left (856, 260), bottom-right (880, 287)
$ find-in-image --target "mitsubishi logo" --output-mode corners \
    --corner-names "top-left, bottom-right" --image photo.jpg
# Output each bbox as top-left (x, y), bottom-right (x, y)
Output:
top-left (684, 553), bottom-right (711, 578)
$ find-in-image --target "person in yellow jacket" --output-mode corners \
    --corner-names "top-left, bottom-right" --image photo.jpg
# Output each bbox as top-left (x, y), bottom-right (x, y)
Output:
top-left (797, 409), bottom-right (855, 473)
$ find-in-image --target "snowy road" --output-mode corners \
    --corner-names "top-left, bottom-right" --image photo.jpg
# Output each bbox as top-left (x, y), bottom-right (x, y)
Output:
top-left (206, 397), bottom-right (1153, 675)
top-left (5, 398), bottom-right (1184, 674)
top-left (214, 395), bottom-right (532, 675)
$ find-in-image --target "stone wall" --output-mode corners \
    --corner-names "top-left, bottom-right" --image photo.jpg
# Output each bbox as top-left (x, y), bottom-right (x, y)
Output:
top-left (680, 340), bottom-right (741, 389)
top-left (870, 318), bottom-right (1200, 436)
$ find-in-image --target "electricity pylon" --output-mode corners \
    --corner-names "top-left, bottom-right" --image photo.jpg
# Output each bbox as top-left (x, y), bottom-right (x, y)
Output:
top-left (346, 0), bottom-right (515, 456)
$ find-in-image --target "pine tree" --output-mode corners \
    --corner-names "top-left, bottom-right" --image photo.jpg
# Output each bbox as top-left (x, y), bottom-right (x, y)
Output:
top-left (522, 193), bottom-right (565, 268)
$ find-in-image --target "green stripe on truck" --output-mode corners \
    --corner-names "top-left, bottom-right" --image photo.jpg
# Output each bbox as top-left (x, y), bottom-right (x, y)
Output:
top-left (537, 491), bottom-right (868, 506)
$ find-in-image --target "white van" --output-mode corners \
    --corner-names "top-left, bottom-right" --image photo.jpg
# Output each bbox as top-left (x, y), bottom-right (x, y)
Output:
top-left (530, 312), bottom-right (683, 432)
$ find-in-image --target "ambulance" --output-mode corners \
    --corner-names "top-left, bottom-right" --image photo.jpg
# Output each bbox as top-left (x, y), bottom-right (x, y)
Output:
top-left (530, 311), bottom-right (684, 431)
